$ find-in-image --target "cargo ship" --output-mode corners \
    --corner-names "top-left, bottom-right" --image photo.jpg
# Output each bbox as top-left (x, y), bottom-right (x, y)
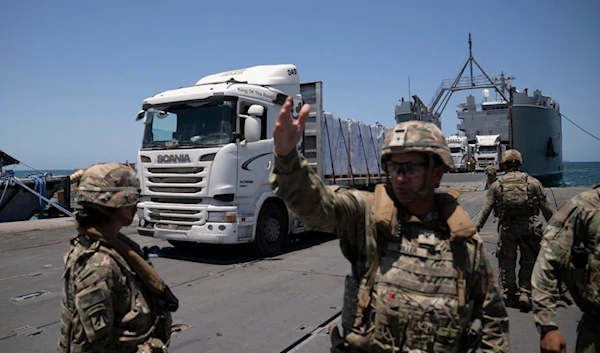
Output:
top-left (394, 33), bottom-right (563, 186)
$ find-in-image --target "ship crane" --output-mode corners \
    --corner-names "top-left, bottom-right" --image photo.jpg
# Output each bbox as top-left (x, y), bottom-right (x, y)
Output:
top-left (427, 33), bottom-right (514, 119)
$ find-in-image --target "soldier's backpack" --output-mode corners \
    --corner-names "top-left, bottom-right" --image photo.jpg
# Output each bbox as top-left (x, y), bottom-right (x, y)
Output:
top-left (498, 172), bottom-right (531, 217)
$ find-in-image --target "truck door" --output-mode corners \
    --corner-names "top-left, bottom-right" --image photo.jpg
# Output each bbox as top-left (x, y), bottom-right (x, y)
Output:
top-left (237, 100), bottom-right (273, 197)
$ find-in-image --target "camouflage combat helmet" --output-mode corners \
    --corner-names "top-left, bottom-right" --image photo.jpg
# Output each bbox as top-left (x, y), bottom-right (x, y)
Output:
top-left (501, 149), bottom-right (523, 165)
top-left (381, 121), bottom-right (455, 172)
top-left (77, 163), bottom-right (140, 210)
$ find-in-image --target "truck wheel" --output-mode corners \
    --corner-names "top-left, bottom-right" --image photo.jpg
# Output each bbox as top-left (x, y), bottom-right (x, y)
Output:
top-left (254, 202), bottom-right (287, 257)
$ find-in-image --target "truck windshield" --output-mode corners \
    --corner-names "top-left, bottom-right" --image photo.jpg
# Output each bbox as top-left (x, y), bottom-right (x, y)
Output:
top-left (142, 100), bottom-right (236, 149)
top-left (477, 146), bottom-right (498, 153)
top-left (449, 147), bottom-right (461, 154)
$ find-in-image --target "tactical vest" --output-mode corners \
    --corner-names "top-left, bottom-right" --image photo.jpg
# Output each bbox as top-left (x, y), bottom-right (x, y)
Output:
top-left (341, 184), bottom-right (480, 353)
top-left (497, 172), bottom-right (531, 218)
top-left (567, 185), bottom-right (600, 315)
top-left (58, 237), bottom-right (172, 353)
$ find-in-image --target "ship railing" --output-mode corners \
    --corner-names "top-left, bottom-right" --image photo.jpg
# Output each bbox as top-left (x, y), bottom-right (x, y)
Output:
top-left (536, 96), bottom-right (560, 113)
top-left (428, 74), bottom-right (513, 108)
top-left (428, 82), bottom-right (444, 108)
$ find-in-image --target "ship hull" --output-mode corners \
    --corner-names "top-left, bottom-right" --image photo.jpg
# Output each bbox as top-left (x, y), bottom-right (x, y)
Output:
top-left (0, 175), bottom-right (66, 223)
top-left (511, 103), bottom-right (563, 186)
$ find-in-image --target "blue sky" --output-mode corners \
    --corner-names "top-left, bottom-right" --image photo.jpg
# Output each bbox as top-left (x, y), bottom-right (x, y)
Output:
top-left (1, 0), bottom-right (599, 169)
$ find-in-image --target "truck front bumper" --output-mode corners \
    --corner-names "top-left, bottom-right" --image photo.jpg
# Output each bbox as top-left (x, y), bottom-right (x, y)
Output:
top-left (136, 203), bottom-right (255, 244)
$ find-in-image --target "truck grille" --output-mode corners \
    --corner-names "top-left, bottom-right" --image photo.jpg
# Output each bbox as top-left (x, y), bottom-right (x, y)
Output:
top-left (146, 207), bottom-right (203, 225)
top-left (144, 166), bottom-right (208, 196)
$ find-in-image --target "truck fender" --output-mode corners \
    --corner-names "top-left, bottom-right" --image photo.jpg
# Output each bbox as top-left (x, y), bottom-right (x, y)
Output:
top-left (252, 193), bottom-right (292, 240)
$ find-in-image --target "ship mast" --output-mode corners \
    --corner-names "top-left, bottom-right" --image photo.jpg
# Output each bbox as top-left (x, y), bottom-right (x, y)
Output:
top-left (427, 33), bottom-right (513, 118)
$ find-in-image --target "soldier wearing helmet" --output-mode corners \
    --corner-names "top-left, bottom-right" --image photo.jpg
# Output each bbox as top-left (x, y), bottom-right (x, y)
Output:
top-left (58, 163), bottom-right (182, 353)
top-left (475, 149), bottom-right (554, 311)
top-left (269, 97), bottom-right (509, 353)
top-left (485, 164), bottom-right (497, 191)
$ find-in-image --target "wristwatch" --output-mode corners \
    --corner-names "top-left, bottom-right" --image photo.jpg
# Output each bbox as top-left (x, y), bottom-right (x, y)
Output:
top-left (536, 323), bottom-right (558, 335)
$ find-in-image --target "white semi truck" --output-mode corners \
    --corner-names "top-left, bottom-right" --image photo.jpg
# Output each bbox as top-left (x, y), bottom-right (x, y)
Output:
top-left (446, 134), bottom-right (469, 172)
top-left (134, 64), bottom-right (388, 256)
top-left (474, 134), bottom-right (502, 171)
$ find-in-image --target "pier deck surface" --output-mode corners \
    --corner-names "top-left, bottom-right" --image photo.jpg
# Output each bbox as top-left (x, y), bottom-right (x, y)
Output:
top-left (0, 172), bottom-right (589, 353)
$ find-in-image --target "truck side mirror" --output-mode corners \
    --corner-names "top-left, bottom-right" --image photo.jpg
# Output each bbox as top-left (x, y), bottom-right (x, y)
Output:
top-left (247, 104), bottom-right (264, 117)
top-left (136, 110), bottom-right (146, 121)
top-left (243, 117), bottom-right (261, 143)
top-left (241, 105), bottom-right (264, 143)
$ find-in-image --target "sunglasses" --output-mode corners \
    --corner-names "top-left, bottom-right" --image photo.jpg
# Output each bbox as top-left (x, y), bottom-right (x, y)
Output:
top-left (386, 161), bottom-right (429, 177)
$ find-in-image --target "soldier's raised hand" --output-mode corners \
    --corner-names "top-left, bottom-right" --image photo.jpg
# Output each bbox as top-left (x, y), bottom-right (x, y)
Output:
top-left (273, 96), bottom-right (311, 157)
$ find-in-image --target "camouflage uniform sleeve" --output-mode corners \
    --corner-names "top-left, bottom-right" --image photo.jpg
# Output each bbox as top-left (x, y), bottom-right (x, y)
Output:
top-left (70, 251), bottom-right (124, 352)
top-left (531, 179), bottom-right (554, 222)
top-left (471, 236), bottom-right (510, 352)
top-left (531, 201), bottom-right (581, 328)
top-left (269, 148), bottom-right (367, 258)
top-left (476, 182), bottom-right (498, 229)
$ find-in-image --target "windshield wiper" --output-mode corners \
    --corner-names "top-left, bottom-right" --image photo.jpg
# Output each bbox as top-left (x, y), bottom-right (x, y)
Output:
top-left (143, 141), bottom-right (167, 149)
top-left (178, 141), bottom-right (207, 148)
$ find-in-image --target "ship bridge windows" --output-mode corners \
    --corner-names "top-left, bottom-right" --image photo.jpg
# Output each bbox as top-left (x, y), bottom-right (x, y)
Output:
top-left (481, 103), bottom-right (508, 111)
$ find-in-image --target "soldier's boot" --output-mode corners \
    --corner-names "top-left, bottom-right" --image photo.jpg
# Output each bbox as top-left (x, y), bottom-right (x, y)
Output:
top-left (505, 293), bottom-right (519, 308)
top-left (558, 293), bottom-right (573, 306)
top-left (328, 323), bottom-right (349, 353)
top-left (519, 292), bottom-right (532, 311)
top-left (558, 283), bottom-right (573, 306)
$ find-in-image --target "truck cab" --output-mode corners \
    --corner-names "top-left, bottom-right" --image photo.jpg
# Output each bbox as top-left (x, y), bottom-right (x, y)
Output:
top-left (474, 134), bottom-right (502, 171)
top-left (134, 64), bottom-right (305, 256)
top-left (446, 134), bottom-right (469, 172)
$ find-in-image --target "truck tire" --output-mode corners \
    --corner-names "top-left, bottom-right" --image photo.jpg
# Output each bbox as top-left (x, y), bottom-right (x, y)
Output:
top-left (253, 201), bottom-right (287, 257)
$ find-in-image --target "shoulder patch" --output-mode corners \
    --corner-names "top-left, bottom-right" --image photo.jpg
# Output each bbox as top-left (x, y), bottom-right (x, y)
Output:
top-left (75, 281), bottom-right (112, 342)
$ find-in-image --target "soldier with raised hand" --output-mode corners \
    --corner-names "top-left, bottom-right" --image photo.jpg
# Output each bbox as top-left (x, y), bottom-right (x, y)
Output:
top-left (269, 97), bottom-right (509, 353)
top-left (531, 185), bottom-right (600, 353)
top-left (58, 163), bottom-right (182, 353)
top-left (475, 149), bottom-right (554, 311)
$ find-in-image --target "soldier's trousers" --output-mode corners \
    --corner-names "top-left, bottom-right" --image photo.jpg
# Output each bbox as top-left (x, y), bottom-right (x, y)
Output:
top-left (575, 312), bottom-right (600, 353)
top-left (497, 220), bottom-right (542, 295)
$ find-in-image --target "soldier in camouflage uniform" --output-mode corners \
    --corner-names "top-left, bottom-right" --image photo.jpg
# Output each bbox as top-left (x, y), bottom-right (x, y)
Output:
top-left (269, 97), bottom-right (509, 353)
top-left (531, 186), bottom-right (600, 353)
top-left (484, 165), bottom-right (497, 191)
top-left (468, 156), bottom-right (477, 173)
top-left (58, 163), bottom-right (181, 353)
top-left (475, 149), bottom-right (554, 311)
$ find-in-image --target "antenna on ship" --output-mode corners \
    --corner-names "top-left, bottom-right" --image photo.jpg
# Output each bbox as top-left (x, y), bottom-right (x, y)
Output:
top-left (469, 33), bottom-right (474, 87)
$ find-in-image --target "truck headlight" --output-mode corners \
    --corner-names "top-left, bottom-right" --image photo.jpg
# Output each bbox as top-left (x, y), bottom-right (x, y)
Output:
top-left (207, 211), bottom-right (237, 223)
top-left (137, 206), bottom-right (144, 219)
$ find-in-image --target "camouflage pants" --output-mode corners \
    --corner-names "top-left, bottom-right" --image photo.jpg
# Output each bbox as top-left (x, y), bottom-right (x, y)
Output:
top-left (485, 178), bottom-right (495, 190)
top-left (497, 220), bottom-right (542, 295)
top-left (575, 312), bottom-right (600, 353)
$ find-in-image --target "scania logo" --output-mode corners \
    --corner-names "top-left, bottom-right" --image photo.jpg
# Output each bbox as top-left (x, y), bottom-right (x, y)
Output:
top-left (156, 154), bottom-right (192, 163)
